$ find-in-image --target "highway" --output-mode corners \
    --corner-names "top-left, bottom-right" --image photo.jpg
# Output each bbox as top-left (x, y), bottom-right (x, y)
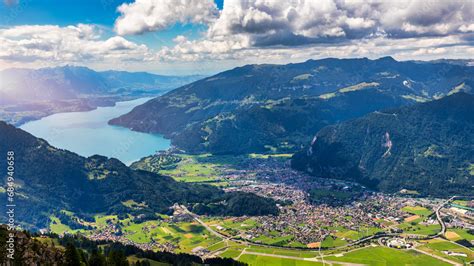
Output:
top-left (433, 195), bottom-right (474, 238)
top-left (434, 196), bottom-right (455, 237)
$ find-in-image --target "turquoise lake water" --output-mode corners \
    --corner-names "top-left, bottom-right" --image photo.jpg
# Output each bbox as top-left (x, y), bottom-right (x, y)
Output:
top-left (20, 97), bottom-right (170, 165)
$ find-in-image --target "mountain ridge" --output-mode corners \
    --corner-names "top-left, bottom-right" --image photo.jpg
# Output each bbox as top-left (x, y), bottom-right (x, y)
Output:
top-left (290, 93), bottom-right (474, 197)
top-left (0, 66), bottom-right (205, 125)
top-left (109, 57), bottom-right (474, 154)
top-left (0, 121), bottom-right (278, 230)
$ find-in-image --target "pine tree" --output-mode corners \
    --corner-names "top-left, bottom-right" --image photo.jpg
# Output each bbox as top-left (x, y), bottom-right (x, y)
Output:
top-left (89, 249), bottom-right (106, 266)
top-left (107, 250), bottom-right (129, 266)
top-left (64, 243), bottom-right (81, 266)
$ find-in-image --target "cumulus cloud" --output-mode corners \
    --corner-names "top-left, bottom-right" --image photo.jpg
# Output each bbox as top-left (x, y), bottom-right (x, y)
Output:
top-left (1, 0), bottom-right (473, 72)
top-left (203, 0), bottom-right (474, 47)
top-left (114, 0), bottom-right (219, 35)
top-left (143, 0), bottom-right (473, 66)
top-left (0, 24), bottom-right (150, 64)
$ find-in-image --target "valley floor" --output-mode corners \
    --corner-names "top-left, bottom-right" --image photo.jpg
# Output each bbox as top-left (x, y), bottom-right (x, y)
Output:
top-left (50, 153), bottom-right (474, 265)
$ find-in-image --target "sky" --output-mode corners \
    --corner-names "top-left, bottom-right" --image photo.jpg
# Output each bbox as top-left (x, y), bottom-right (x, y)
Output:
top-left (0, 0), bottom-right (473, 75)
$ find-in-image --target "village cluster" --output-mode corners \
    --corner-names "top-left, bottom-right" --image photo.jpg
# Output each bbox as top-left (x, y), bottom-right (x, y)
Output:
top-left (69, 155), bottom-right (473, 258)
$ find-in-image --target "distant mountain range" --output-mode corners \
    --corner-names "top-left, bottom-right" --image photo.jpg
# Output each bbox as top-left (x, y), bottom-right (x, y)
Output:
top-left (0, 65), bottom-right (203, 104)
top-left (0, 66), bottom-right (204, 125)
top-left (110, 57), bottom-right (473, 154)
top-left (0, 121), bottom-right (277, 230)
top-left (291, 93), bottom-right (474, 197)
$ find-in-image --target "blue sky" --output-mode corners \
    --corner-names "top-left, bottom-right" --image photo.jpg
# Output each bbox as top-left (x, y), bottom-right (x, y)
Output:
top-left (0, 0), bottom-right (223, 49)
top-left (0, 0), bottom-right (472, 75)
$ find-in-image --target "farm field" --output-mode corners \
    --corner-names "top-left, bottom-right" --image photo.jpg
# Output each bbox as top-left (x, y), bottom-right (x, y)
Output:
top-left (401, 206), bottom-right (433, 217)
top-left (158, 154), bottom-right (239, 183)
top-left (238, 254), bottom-right (324, 266)
top-left (325, 246), bottom-right (451, 266)
top-left (418, 238), bottom-right (474, 264)
top-left (122, 220), bottom-right (221, 252)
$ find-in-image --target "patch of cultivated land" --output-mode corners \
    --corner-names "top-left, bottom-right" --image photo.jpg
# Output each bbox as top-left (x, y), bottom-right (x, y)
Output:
top-left (419, 238), bottom-right (474, 264)
top-left (158, 154), bottom-right (240, 184)
top-left (48, 154), bottom-right (473, 266)
top-left (238, 254), bottom-right (325, 266)
top-left (122, 221), bottom-right (221, 252)
top-left (325, 246), bottom-right (451, 266)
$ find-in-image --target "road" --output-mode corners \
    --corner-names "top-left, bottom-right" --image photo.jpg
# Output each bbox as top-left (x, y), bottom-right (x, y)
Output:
top-left (433, 195), bottom-right (474, 238)
top-left (434, 196), bottom-right (456, 237)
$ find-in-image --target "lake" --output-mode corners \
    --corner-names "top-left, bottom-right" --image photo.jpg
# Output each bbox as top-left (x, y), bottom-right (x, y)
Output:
top-left (20, 97), bottom-right (170, 165)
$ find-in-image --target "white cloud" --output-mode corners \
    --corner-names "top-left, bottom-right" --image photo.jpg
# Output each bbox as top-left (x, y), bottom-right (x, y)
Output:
top-left (146, 0), bottom-right (474, 67)
top-left (459, 24), bottom-right (474, 33)
top-left (0, 24), bottom-right (150, 65)
top-left (203, 0), bottom-right (474, 46)
top-left (114, 0), bottom-right (219, 35)
top-left (1, 1), bottom-right (473, 73)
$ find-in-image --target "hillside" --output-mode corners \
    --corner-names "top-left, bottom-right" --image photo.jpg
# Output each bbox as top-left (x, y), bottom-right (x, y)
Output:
top-left (0, 122), bottom-right (278, 230)
top-left (110, 57), bottom-right (474, 154)
top-left (291, 93), bottom-right (474, 197)
top-left (0, 226), bottom-right (246, 265)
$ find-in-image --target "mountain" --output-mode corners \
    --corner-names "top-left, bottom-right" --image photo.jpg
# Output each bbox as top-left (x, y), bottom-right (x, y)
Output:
top-left (172, 88), bottom-right (411, 154)
top-left (0, 121), bottom-right (278, 230)
top-left (0, 65), bottom-right (203, 104)
top-left (110, 57), bottom-right (474, 154)
top-left (291, 93), bottom-right (474, 197)
top-left (0, 66), bottom-right (204, 125)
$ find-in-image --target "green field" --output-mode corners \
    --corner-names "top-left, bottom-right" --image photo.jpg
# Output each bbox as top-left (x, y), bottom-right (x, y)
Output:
top-left (207, 240), bottom-right (227, 251)
top-left (127, 255), bottom-right (170, 266)
top-left (451, 228), bottom-right (474, 241)
top-left (399, 223), bottom-right (441, 236)
top-left (158, 154), bottom-right (240, 183)
top-left (246, 246), bottom-right (318, 258)
top-left (419, 239), bottom-right (474, 264)
top-left (95, 214), bottom-right (119, 228)
top-left (49, 215), bottom-right (87, 235)
top-left (326, 246), bottom-right (451, 266)
top-left (452, 200), bottom-right (468, 206)
top-left (398, 206), bottom-right (440, 236)
top-left (122, 220), bottom-right (221, 252)
top-left (401, 206), bottom-right (433, 217)
top-left (220, 247), bottom-right (244, 258)
top-left (321, 236), bottom-right (348, 248)
top-left (238, 254), bottom-right (324, 266)
top-left (148, 153), bottom-right (292, 184)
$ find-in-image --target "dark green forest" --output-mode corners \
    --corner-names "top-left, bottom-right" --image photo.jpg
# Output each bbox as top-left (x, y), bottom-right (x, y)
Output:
top-left (0, 122), bottom-right (278, 230)
top-left (291, 93), bottom-right (474, 197)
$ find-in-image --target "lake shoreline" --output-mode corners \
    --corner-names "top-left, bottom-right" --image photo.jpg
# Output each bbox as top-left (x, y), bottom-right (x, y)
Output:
top-left (20, 97), bottom-right (170, 165)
